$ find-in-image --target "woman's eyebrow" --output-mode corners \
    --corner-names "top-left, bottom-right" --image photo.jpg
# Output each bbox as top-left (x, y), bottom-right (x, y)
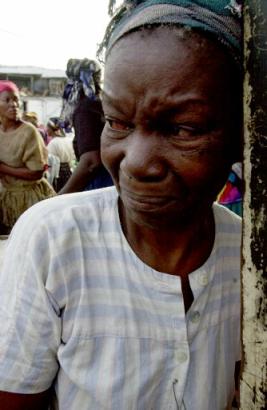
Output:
top-left (147, 99), bottom-right (212, 119)
top-left (101, 91), bottom-right (114, 104)
top-left (101, 91), bottom-right (130, 115)
top-left (101, 91), bottom-right (118, 108)
top-left (156, 93), bottom-right (210, 108)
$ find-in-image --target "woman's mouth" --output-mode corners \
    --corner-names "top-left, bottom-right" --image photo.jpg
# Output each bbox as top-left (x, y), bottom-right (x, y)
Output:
top-left (9, 110), bottom-right (18, 116)
top-left (120, 188), bottom-right (176, 212)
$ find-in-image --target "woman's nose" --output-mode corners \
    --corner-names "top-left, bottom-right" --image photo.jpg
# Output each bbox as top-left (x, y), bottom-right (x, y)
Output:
top-left (9, 99), bottom-right (18, 107)
top-left (121, 132), bottom-right (167, 182)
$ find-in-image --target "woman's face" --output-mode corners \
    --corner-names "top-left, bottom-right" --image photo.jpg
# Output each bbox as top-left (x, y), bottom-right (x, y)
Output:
top-left (101, 28), bottom-right (240, 228)
top-left (0, 90), bottom-right (20, 122)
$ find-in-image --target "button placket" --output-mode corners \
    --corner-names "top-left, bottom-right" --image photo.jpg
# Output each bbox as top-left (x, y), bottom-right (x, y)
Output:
top-left (198, 272), bottom-right (209, 286)
top-left (175, 351), bottom-right (188, 363)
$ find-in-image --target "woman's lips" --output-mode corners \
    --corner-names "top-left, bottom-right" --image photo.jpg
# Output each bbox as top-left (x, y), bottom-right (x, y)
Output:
top-left (9, 110), bottom-right (18, 116)
top-left (120, 188), bottom-right (176, 211)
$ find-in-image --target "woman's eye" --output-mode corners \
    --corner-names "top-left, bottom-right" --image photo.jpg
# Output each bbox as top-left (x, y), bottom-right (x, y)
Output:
top-left (168, 124), bottom-right (200, 138)
top-left (106, 118), bottom-right (131, 131)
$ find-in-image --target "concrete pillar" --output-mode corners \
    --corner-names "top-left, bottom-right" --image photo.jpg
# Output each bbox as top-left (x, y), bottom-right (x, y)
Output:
top-left (241, 1), bottom-right (267, 408)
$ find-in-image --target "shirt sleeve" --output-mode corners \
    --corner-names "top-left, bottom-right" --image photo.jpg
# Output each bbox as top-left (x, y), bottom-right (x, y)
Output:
top-left (22, 125), bottom-right (48, 171)
top-left (0, 212), bottom-right (61, 393)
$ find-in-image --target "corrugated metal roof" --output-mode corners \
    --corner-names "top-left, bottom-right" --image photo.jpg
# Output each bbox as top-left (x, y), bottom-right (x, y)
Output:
top-left (0, 65), bottom-right (66, 78)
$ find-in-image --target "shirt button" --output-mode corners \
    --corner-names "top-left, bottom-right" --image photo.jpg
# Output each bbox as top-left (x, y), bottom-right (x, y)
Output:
top-left (198, 273), bottom-right (209, 286)
top-left (190, 311), bottom-right (200, 323)
top-left (175, 351), bottom-right (188, 363)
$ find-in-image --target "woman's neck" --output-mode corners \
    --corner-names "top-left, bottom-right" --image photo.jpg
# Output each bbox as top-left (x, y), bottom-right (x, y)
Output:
top-left (0, 117), bottom-right (22, 132)
top-left (119, 203), bottom-right (215, 279)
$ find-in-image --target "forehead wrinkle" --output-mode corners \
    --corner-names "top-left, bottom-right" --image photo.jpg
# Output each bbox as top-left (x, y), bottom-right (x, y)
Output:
top-left (104, 47), bottom-right (217, 124)
top-left (139, 90), bottom-right (211, 120)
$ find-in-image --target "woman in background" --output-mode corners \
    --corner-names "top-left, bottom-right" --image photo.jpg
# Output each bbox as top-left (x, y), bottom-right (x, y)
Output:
top-left (0, 81), bottom-right (55, 234)
top-left (59, 58), bottom-right (113, 193)
top-left (23, 111), bottom-right (50, 145)
top-left (47, 117), bottom-right (75, 192)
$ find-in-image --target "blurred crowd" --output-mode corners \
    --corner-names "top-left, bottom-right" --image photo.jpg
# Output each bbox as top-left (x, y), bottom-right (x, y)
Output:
top-left (0, 58), bottom-right (113, 235)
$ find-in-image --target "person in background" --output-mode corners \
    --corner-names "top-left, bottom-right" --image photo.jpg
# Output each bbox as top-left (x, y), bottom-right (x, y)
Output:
top-left (0, 1), bottom-right (242, 409)
top-left (22, 111), bottom-right (50, 145)
top-left (47, 117), bottom-right (75, 192)
top-left (63, 120), bottom-right (75, 141)
top-left (46, 116), bottom-right (65, 138)
top-left (59, 58), bottom-right (113, 194)
top-left (0, 81), bottom-right (55, 234)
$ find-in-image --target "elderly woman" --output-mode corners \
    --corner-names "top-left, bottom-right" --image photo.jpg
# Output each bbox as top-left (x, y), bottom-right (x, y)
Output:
top-left (0, 1), bottom-right (242, 409)
top-left (0, 81), bottom-right (55, 234)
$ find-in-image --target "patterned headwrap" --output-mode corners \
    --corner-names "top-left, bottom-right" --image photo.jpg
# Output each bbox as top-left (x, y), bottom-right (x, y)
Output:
top-left (99, 0), bottom-right (242, 63)
top-left (60, 58), bottom-right (102, 126)
top-left (0, 80), bottom-right (19, 94)
top-left (47, 117), bottom-right (61, 131)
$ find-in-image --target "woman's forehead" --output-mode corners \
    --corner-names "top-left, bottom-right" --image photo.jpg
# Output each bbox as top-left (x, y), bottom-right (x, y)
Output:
top-left (0, 90), bottom-right (20, 99)
top-left (109, 25), bottom-right (226, 56)
top-left (103, 31), bottom-right (234, 122)
top-left (105, 27), bottom-right (229, 82)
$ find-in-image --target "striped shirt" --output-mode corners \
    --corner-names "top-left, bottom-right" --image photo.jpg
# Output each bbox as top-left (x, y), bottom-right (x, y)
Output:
top-left (0, 187), bottom-right (241, 410)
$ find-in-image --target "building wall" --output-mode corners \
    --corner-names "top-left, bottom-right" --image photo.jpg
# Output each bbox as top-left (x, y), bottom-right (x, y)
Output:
top-left (22, 96), bottom-right (63, 125)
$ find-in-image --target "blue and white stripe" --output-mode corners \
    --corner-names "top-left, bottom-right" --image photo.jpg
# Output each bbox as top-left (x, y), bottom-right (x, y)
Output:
top-left (0, 186), bottom-right (241, 409)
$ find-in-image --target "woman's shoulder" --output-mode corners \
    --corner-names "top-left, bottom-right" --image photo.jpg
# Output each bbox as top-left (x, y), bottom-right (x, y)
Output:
top-left (213, 201), bottom-right (242, 234)
top-left (0, 121), bottom-right (33, 136)
top-left (19, 121), bottom-right (43, 140)
top-left (20, 121), bottom-right (36, 132)
top-left (48, 136), bottom-right (67, 147)
top-left (11, 187), bottom-right (118, 240)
